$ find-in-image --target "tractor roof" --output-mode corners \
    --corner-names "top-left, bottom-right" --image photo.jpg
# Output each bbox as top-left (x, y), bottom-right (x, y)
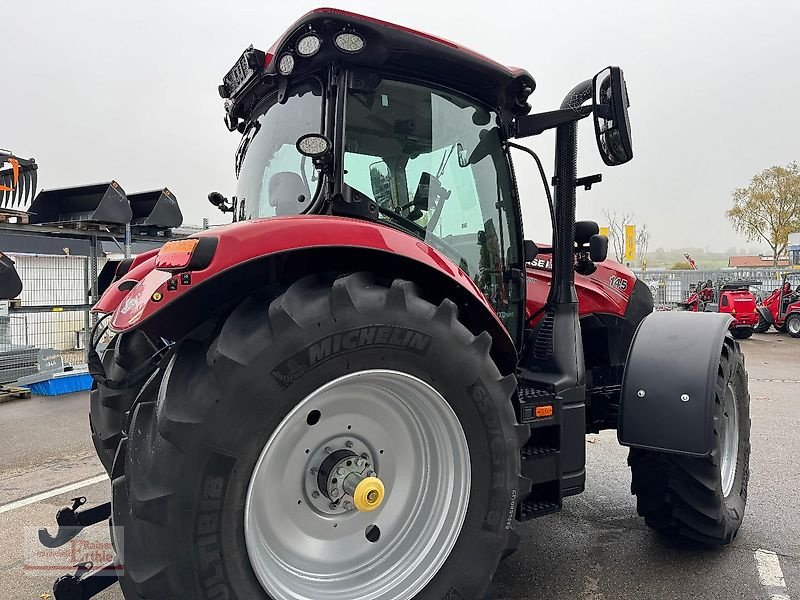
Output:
top-left (222, 8), bottom-right (536, 123)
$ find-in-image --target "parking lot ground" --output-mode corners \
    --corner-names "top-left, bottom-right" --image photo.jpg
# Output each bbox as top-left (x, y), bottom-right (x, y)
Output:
top-left (1, 332), bottom-right (797, 599)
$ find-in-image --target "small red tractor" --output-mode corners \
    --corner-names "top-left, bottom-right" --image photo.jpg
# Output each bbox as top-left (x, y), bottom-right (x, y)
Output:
top-left (45, 9), bottom-right (750, 600)
top-left (755, 272), bottom-right (800, 337)
top-left (680, 279), bottom-right (759, 339)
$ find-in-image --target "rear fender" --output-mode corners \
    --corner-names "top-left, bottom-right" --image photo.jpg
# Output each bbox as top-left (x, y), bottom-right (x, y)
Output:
top-left (618, 311), bottom-right (733, 456)
top-left (93, 217), bottom-right (518, 373)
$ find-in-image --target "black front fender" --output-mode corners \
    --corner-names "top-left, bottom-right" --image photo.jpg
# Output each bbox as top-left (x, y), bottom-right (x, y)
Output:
top-left (757, 306), bottom-right (774, 324)
top-left (618, 311), bottom-right (732, 456)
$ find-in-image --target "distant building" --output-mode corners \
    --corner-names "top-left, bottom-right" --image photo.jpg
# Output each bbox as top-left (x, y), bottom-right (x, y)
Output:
top-left (728, 255), bottom-right (790, 268)
top-left (789, 232), bottom-right (800, 266)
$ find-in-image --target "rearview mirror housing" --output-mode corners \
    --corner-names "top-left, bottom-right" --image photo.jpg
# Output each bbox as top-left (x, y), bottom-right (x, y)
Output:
top-left (592, 67), bottom-right (633, 166)
top-left (589, 234), bottom-right (609, 263)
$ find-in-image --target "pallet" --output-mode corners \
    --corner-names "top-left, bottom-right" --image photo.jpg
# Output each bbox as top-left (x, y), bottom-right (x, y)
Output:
top-left (0, 209), bottom-right (30, 224)
top-left (0, 386), bottom-right (32, 403)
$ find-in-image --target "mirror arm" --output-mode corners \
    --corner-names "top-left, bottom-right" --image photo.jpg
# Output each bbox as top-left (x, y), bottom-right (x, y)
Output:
top-left (512, 106), bottom-right (592, 139)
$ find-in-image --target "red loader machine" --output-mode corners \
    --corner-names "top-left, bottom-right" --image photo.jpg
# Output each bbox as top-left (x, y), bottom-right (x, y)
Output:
top-left (754, 272), bottom-right (800, 337)
top-left (45, 9), bottom-right (751, 600)
top-left (680, 279), bottom-right (760, 339)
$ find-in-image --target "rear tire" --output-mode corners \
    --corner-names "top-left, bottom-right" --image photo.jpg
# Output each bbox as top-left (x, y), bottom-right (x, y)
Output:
top-left (112, 272), bottom-right (527, 600)
top-left (753, 317), bottom-right (770, 334)
top-left (730, 327), bottom-right (752, 340)
top-left (786, 313), bottom-right (800, 338)
top-left (89, 331), bottom-right (162, 474)
top-left (628, 335), bottom-right (750, 545)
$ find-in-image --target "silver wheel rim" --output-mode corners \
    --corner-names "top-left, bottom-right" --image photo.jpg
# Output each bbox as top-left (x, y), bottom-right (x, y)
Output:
top-left (789, 317), bottom-right (800, 334)
top-left (719, 381), bottom-right (739, 497)
top-left (244, 369), bottom-right (471, 600)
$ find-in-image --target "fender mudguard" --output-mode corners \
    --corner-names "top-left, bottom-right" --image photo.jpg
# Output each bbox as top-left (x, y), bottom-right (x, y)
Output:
top-left (618, 311), bottom-right (732, 456)
top-left (93, 215), bottom-right (518, 371)
top-left (756, 306), bottom-right (774, 324)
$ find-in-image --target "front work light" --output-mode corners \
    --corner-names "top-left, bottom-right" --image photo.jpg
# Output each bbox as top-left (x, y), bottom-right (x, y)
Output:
top-left (278, 53), bottom-right (295, 76)
top-left (155, 239), bottom-right (199, 271)
top-left (334, 31), bottom-right (365, 53)
top-left (296, 33), bottom-right (322, 57)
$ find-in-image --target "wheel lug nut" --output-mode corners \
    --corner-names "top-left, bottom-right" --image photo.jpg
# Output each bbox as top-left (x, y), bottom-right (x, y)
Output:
top-left (331, 489), bottom-right (340, 498)
top-left (324, 446), bottom-right (333, 454)
top-left (312, 491), bottom-right (320, 499)
top-left (329, 503), bottom-right (337, 510)
top-left (337, 467), bottom-right (345, 476)
top-left (343, 501), bottom-right (353, 510)
top-left (310, 467), bottom-right (318, 475)
top-left (345, 441), bottom-right (354, 449)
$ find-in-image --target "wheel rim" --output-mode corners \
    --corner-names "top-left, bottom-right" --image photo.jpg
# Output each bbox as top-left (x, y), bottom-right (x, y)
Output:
top-left (244, 369), bottom-right (471, 600)
top-left (719, 381), bottom-right (739, 497)
top-left (788, 317), bottom-right (800, 334)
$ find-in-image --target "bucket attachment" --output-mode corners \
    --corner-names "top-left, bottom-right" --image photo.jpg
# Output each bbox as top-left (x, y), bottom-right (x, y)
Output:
top-left (0, 252), bottom-right (22, 299)
top-left (0, 151), bottom-right (38, 210)
top-left (128, 188), bottom-right (183, 233)
top-left (28, 181), bottom-right (132, 228)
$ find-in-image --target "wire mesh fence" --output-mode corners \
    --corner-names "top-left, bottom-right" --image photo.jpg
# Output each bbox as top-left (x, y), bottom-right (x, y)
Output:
top-left (633, 267), bottom-right (787, 309)
top-left (0, 253), bottom-right (103, 384)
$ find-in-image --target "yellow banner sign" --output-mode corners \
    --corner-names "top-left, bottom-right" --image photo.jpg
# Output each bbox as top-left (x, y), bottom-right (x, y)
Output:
top-left (624, 224), bottom-right (636, 261)
top-left (599, 226), bottom-right (609, 237)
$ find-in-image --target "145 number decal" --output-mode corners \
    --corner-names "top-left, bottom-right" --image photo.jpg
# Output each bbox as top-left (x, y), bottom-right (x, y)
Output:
top-left (609, 276), bottom-right (629, 292)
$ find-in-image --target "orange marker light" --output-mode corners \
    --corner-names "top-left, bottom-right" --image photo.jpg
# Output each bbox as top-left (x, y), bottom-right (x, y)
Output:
top-left (535, 405), bottom-right (554, 418)
top-left (155, 239), bottom-right (199, 271)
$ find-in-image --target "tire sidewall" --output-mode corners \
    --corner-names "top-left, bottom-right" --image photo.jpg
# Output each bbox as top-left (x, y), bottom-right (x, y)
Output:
top-left (720, 342), bottom-right (750, 522)
top-left (160, 302), bottom-right (519, 600)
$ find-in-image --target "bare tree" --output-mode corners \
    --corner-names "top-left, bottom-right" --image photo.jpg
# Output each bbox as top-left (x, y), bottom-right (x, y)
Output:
top-left (636, 223), bottom-right (649, 267)
top-left (726, 162), bottom-right (800, 265)
top-left (602, 209), bottom-right (635, 263)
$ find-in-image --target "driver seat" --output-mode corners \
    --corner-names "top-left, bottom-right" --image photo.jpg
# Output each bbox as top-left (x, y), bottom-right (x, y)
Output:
top-left (268, 172), bottom-right (310, 216)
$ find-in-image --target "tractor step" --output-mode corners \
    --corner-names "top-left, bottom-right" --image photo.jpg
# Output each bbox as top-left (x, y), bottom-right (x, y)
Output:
top-left (515, 379), bottom-right (587, 520)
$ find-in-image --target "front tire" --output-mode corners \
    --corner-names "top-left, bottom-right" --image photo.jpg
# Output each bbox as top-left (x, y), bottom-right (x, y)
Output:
top-left (628, 335), bottom-right (750, 545)
top-left (753, 317), bottom-right (770, 334)
top-left (112, 272), bottom-right (526, 600)
top-left (786, 313), bottom-right (800, 338)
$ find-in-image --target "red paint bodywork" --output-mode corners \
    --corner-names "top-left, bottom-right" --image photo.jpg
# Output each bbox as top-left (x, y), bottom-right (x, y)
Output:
top-left (94, 216), bottom-right (508, 339)
top-left (681, 287), bottom-right (759, 329)
top-left (758, 284), bottom-right (800, 327)
top-left (526, 257), bottom-right (635, 321)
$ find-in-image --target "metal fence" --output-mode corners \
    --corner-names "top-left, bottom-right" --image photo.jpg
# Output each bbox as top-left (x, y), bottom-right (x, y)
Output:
top-left (0, 253), bottom-right (103, 384)
top-left (633, 268), bottom-right (787, 309)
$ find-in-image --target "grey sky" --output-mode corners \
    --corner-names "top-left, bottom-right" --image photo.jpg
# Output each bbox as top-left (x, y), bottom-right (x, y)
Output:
top-left (2, 0), bottom-right (798, 251)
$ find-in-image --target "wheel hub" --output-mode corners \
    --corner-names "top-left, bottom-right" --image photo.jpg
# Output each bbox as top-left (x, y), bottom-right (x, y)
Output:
top-left (310, 447), bottom-right (382, 513)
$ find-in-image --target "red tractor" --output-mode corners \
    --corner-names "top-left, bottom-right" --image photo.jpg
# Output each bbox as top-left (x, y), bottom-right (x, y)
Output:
top-left (754, 272), bottom-right (800, 337)
top-left (48, 9), bottom-right (750, 600)
top-left (680, 279), bottom-right (759, 339)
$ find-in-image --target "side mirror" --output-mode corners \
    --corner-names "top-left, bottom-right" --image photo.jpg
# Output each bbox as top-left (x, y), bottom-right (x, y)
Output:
top-left (589, 234), bottom-right (608, 263)
top-left (369, 160), bottom-right (393, 206)
top-left (0, 252), bottom-right (22, 299)
top-left (592, 67), bottom-right (633, 166)
top-left (208, 191), bottom-right (235, 213)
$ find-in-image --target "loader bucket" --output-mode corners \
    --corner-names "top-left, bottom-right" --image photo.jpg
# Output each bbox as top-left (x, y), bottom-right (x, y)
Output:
top-left (128, 188), bottom-right (183, 231)
top-left (27, 181), bottom-right (132, 227)
top-left (0, 253), bottom-right (23, 300)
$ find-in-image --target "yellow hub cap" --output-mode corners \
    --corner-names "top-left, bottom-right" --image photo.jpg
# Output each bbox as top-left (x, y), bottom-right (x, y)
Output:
top-left (353, 476), bottom-right (385, 512)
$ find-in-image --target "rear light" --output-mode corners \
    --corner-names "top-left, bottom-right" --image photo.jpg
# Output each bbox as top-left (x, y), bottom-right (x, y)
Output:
top-left (155, 239), bottom-right (199, 271)
top-left (535, 405), bottom-right (553, 418)
top-left (334, 31), bottom-right (366, 53)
